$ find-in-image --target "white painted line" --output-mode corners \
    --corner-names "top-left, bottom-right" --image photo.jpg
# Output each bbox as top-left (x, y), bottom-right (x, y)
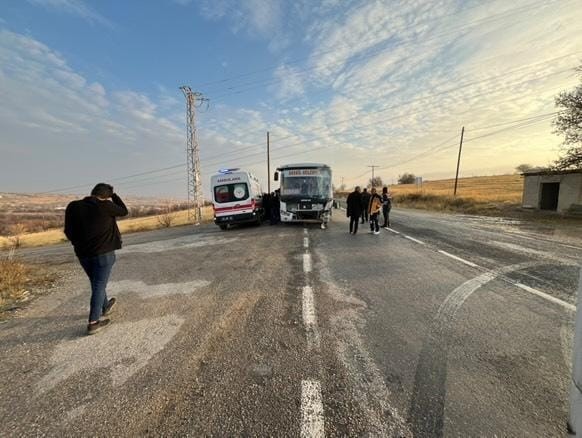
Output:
top-left (303, 253), bottom-right (312, 273)
top-left (438, 250), bottom-right (479, 268)
top-left (404, 235), bottom-right (425, 245)
top-left (300, 380), bottom-right (325, 438)
top-left (302, 286), bottom-right (316, 326)
top-left (304, 237), bottom-right (309, 249)
top-left (304, 228), bottom-right (308, 236)
top-left (516, 283), bottom-right (575, 312)
top-left (384, 227), bottom-right (400, 234)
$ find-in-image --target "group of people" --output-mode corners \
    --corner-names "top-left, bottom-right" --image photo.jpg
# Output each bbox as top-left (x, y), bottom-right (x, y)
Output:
top-left (262, 190), bottom-right (281, 225)
top-left (346, 186), bottom-right (392, 235)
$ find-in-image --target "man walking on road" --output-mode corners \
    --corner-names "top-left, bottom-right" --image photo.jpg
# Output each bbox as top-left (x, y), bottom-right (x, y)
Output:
top-left (381, 186), bottom-right (392, 228)
top-left (346, 186), bottom-right (362, 235)
top-left (64, 183), bottom-right (128, 335)
top-left (360, 188), bottom-right (370, 224)
top-left (368, 187), bottom-right (382, 235)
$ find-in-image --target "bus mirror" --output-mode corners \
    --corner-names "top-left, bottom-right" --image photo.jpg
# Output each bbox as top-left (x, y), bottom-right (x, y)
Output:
top-left (274, 172), bottom-right (279, 181)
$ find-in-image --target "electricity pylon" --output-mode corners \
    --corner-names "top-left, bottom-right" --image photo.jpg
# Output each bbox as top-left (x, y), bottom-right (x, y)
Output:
top-left (180, 86), bottom-right (208, 224)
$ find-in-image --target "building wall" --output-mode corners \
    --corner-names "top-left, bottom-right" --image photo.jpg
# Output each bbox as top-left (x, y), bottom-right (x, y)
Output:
top-left (522, 175), bottom-right (540, 209)
top-left (522, 173), bottom-right (582, 212)
top-left (558, 173), bottom-right (582, 212)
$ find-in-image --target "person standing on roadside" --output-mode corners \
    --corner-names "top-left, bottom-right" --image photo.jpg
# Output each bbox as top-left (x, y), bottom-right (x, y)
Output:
top-left (64, 183), bottom-right (128, 335)
top-left (368, 187), bottom-right (382, 235)
top-left (360, 188), bottom-right (370, 224)
top-left (346, 186), bottom-right (362, 235)
top-left (381, 186), bottom-right (392, 228)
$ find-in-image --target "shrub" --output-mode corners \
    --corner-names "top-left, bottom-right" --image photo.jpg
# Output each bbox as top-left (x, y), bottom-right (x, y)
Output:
top-left (0, 252), bottom-right (29, 309)
top-left (157, 207), bottom-right (175, 228)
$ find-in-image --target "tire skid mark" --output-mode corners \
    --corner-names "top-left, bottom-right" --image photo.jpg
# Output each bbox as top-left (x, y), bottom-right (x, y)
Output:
top-left (408, 261), bottom-right (552, 437)
top-left (317, 249), bottom-right (412, 437)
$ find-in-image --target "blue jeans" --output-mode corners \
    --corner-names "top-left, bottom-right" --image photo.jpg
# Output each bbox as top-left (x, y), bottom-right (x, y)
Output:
top-left (79, 251), bottom-right (116, 322)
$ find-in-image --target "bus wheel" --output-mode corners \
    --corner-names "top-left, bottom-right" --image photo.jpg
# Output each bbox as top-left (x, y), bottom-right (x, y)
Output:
top-left (219, 224), bottom-right (228, 231)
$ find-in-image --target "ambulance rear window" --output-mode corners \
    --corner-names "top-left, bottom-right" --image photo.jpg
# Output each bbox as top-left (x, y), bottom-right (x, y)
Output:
top-left (214, 183), bottom-right (249, 203)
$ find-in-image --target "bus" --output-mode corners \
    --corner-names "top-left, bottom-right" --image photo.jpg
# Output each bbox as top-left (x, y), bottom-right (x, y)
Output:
top-left (274, 163), bottom-right (333, 229)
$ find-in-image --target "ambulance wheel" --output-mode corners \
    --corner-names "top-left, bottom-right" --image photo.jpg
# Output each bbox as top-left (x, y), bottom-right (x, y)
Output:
top-left (219, 224), bottom-right (228, 231)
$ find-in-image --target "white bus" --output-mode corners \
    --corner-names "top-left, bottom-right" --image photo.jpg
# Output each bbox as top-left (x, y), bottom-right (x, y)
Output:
top-left (210, 169), bottom-right (264, 230)
top-left (274, 163), bottom-right (333, 228)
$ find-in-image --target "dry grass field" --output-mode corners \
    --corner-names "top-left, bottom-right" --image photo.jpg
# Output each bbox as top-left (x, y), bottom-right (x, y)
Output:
top-left (388, 174), bottom-right (524, 214)
top-left (0, 207), bottom-right (214, 251)
top-left (337, 174), bottom-right (526, 215)
top-left (389, 174), bottom-right (523, 203)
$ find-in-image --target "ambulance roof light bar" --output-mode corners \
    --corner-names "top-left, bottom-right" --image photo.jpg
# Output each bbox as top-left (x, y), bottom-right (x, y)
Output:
top-left (218, 168), bottom-right (240, 174)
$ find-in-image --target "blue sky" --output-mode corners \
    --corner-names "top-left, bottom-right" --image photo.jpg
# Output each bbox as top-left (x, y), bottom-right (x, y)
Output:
top-left (1, 0), bottom-right (581, 198)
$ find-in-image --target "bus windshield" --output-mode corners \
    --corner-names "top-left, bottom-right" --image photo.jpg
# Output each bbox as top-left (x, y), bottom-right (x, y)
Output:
top-left (280, 168), bottom-right (331, 199)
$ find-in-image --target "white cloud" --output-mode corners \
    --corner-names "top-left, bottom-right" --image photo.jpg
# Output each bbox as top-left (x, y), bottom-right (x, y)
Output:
top-left (27, 0), bottom-right (112, 27)
top-left (0, 29), bottom-right (186, 196)
top-left (272, 64), bottom-right (305, 100)
top-left (197, 0), bottom-right (287, 51)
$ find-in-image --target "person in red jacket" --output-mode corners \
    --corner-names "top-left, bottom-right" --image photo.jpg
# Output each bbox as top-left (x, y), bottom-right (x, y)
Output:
top-left (64, 183), bottom-right (128, 335)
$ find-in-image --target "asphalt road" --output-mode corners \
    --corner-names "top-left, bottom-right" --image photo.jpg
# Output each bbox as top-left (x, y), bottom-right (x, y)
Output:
top-left (1, 207), bottom-right (580, 437)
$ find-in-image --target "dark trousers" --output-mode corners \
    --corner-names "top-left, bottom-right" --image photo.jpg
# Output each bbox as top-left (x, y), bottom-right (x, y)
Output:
top-left (382, 206), bottom-right (391, 227)
top-left (360, 209), bottom-right (369, 223)
top-left (349, 215), bottom-right (359, 234)
top-left (370, 213), bottom-right (380, 232)
top-left (79, 251), bottom-right (116, 322)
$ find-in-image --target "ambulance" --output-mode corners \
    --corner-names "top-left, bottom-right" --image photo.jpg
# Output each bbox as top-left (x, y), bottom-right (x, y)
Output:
top-left (210, 169), bottom-right (264, 230)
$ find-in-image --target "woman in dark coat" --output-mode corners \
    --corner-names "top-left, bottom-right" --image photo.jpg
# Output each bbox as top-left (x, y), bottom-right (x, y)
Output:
top-left (346, 186), bottom-right (362, 234)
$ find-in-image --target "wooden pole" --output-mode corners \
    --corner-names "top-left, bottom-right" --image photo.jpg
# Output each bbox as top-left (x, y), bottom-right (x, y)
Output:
top-left (453, 126), bottom-right (465, 197)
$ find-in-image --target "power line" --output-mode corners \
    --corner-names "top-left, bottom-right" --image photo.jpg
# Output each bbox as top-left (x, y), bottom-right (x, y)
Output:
top-left (198, 59), bottom-right (577, 165)
top-left (201, 0), bottom-right (557, 98)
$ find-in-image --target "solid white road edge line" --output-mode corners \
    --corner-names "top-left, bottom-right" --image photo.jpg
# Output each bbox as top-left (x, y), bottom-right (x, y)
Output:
top-left (438, 250), bottom-right (479, 268)
top-left (404, 235), bottom-right (425, 245)
top-left (303, 253), bottom-right (312, 273)
top-left (301, 380), bottom-right (325, 438)
top-left (304, 237), bottom-right (309, 248)
top-left (516, 283), bottom-right (576, 312)
top-left (384, 227), bottom-right (400, 234)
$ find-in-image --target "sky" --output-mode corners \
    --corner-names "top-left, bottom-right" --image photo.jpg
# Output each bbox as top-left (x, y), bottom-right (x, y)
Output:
top-left (0, 0), bottom-right (581, 199)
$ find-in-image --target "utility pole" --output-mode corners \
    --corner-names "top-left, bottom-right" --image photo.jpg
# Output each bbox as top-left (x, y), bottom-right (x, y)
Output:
top-left (367, 165), bottom-right (380, 186)
top-left (267, 131), bottom-right (271, 194)
top-left (180, 86), bottom-right (209, 224)
top-left (453, 126), bottom-right (465, 197)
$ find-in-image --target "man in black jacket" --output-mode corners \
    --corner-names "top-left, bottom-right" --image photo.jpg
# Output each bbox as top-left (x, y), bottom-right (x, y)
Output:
top-left (65, 183), bottom-right (128, 335)
top-left (360, 188), bottom-right (370, 224)
top-left (346, 186), bottom-right (362, 234)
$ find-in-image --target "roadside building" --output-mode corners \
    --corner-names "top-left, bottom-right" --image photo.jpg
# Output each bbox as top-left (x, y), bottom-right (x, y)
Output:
top-left (522, 168), bottom-right (582, 213)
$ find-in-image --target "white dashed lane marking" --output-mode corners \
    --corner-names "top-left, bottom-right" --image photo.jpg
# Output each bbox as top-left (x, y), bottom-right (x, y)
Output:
top-left (302, 286), bottom-right (316, 325)
top-left (438, 250), bottom-right (479, 268)
top-left (516, 283), bottom-right (575, 312)
top-left (300, 380), bottom-right (325, 438)
top-left (384, 227), bottom-right (400, 234)
top-left (303, 253), bottom-right (312, 273)
top-left (302, 286), bottom-right (321, 349)
top-left (304, 237), bottom-right (309, 249)
top-left (404, 235), bottom-right (425, 245)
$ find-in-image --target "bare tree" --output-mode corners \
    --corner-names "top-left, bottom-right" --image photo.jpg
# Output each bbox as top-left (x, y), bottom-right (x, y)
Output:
top-left (515, 163), bottom-right (533, 173)
top-left (368, 177), bottom-right (383, 188)
top-left (398, 173), bottom-right (416, 184)
top-left (553, 63), bottom-right (582, 169)
top-left (157, 205), bottom-right (175, 228)
top-left (8, 223), bottom-right (27, 249)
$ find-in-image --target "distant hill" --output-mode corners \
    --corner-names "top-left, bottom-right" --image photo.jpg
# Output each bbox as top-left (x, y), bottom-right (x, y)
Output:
top-left (0, 192), bottom-right (188, 236)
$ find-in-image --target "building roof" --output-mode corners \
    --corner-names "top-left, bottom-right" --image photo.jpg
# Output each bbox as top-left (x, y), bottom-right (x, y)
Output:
top-left (522, 168), bottom-right (582, 176)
